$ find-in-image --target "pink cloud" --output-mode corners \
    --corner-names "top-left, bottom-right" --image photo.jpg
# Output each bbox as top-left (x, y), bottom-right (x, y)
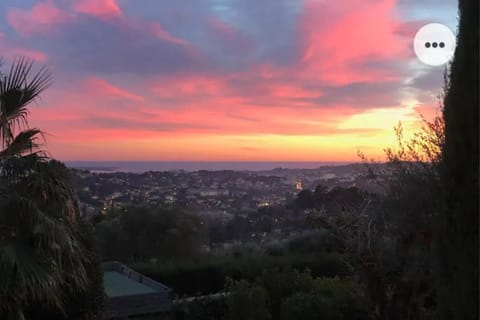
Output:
top-left (0, 32), bottom-right (48, 62)
top-left (38, 104), bottom-right (360, 141)
top-left (250, 64), bottom-right (286, 80)
top-left (394, 20), bottom-right (430, 38)
top-left (414, 103), bottom-right (441, 122)
top-left (150, 68), bottom-right (322, 106)
top-left (267, 84), bottom-right (322, 99)
top-left (298, 0), bottom-right (411, 85)
top-left (73, 0), bottom-right (123, 19)
top-left (85, 77), bottom-right (144, 101)
top-left (206, 17), bottom-right (254, 54)
top-left (207, 17), bottom-right (238, 40)
top-left (32, 76), bottom-right (361, 143)
top-left (152, 75), bottom-right (227, 98)
top-left (9, 48), bottom-right (48, 62)
top-left (7, 1), bottom-right (73, 36)
top-left (17, 0), bottom-right (438, 161)
top-left (149, 22), bottom-right (188, 46)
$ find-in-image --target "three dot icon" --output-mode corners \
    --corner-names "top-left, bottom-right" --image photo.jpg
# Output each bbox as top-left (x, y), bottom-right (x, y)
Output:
top-left (424, 42), bottom-right (445, 48)
top-left (413, 23), bottom-right (456, 66)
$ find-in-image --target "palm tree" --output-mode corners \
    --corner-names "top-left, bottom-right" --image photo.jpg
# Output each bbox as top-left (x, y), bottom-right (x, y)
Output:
top-left (0, 59), bottom-right (104, 319)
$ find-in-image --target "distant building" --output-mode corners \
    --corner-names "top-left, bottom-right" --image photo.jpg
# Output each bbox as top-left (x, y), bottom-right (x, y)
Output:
top-left (295, 179), bottom-right (303, 190)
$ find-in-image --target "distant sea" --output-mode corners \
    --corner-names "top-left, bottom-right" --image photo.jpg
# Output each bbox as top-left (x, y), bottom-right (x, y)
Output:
top-left (65, 161), bottom-right (352, 173)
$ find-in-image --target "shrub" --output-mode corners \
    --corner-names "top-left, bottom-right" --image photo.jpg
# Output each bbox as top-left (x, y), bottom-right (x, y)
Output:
top-left (278, 275), bottom-right (371, 320)
top-left (133, 253), bottom-right (347, 296)
top-left (173, 297), bottom-right (228, 320)
top-left (226, 280), bottom-right (271, 320)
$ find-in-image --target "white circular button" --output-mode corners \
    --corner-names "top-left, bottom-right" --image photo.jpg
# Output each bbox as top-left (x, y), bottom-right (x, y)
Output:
top-left (413, 23), bottom-right (456, 66)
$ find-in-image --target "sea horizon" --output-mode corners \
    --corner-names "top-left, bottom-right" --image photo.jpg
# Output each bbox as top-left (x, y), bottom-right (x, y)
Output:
top-left (64, 161), bottom-right (356, 173)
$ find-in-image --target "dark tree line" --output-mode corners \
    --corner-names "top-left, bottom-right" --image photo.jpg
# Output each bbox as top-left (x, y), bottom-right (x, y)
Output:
top-left (93, 206), bottom-right (206, 262)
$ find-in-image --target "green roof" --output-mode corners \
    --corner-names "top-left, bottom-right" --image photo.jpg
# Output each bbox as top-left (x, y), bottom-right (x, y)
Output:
top-left (103, 271), bottom-right (159, 297)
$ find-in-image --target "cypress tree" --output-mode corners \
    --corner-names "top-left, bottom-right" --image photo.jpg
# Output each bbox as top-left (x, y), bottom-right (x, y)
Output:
top-left (436, 0), bottom-right (479, 319)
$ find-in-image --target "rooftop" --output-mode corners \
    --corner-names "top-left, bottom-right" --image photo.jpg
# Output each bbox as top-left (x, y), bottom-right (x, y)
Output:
top-left (103, 270), bottom-right (158, 297)
top-left (102, 262), bottom-right (172, 318)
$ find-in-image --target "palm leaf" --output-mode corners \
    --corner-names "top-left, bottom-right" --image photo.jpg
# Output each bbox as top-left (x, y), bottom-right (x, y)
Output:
top-left (0, 58), bottom-right (51, 148)
top-left (0, 129), bottom-right (43, 159)
top-left (0, 193), bottom-right (91, 316)
top-left (0, 58), bottom-right (103, 318)
top-left (0, 153), bottom-right (46, 186)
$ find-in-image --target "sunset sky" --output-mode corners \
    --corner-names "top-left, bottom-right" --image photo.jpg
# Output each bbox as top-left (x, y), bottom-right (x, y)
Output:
top-left (0, 0), bottom-right (457, 161)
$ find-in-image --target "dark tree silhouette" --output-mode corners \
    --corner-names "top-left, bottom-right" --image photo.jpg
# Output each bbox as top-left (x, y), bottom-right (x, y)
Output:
top-left (435, 0), bottom-right (479, 319)
top-left (0, 59), bottom-right (104, 319)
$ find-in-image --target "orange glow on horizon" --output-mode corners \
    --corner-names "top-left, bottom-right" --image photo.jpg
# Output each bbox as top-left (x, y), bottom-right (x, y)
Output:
top-left (43, 121), bottom-right (420, 162)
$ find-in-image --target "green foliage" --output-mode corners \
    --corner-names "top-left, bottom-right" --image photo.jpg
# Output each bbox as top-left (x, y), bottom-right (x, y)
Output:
top-left (291, 185), bottom-right (368, 215)
top-left (259, 269), bottom-right (315, 319)
top-left (291, 189), bottom-right (315, 209)
top-left (169, 269), bottom-right (370, 320)
top-left (313, 184), bottom-right (328, 205)
top-left (282, 293), bottom-right (337, 320)
top-left (259, 270), bottom-right (369, 320)
top-left (173, 297), bottom-right (228, 320)
top-left (227, 270), bottom-right (371, 320)
top-left (308, 277), bottom-right (370, 319)
top-left (94, 206), bottom-right (205, 262)
top-left (226, 280), bottom-right (271, 320)
top-left (133, 252), bottom-right (346, 296)
top-left (323, 187), bottom-right (366, 213)
top-left (282, 287), bottom-right (369, 320)
top-left (285, 230), bottom-right (342, 254)
top-left (60, 220), bottom-right (105, 320)
top-left (264, 241), bottom-right (285, 257)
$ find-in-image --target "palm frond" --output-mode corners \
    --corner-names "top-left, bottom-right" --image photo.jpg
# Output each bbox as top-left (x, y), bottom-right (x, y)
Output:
top-left (0, 194), bottom-right (91, 316)
top-left (0, 58), bottom-right (51, 148)
top-left (0, 58), bottom-right (103, 318)
top-left (0, 129), bottom-right (43, 159)
top-left (0, 153), bottom-right (47, 186)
